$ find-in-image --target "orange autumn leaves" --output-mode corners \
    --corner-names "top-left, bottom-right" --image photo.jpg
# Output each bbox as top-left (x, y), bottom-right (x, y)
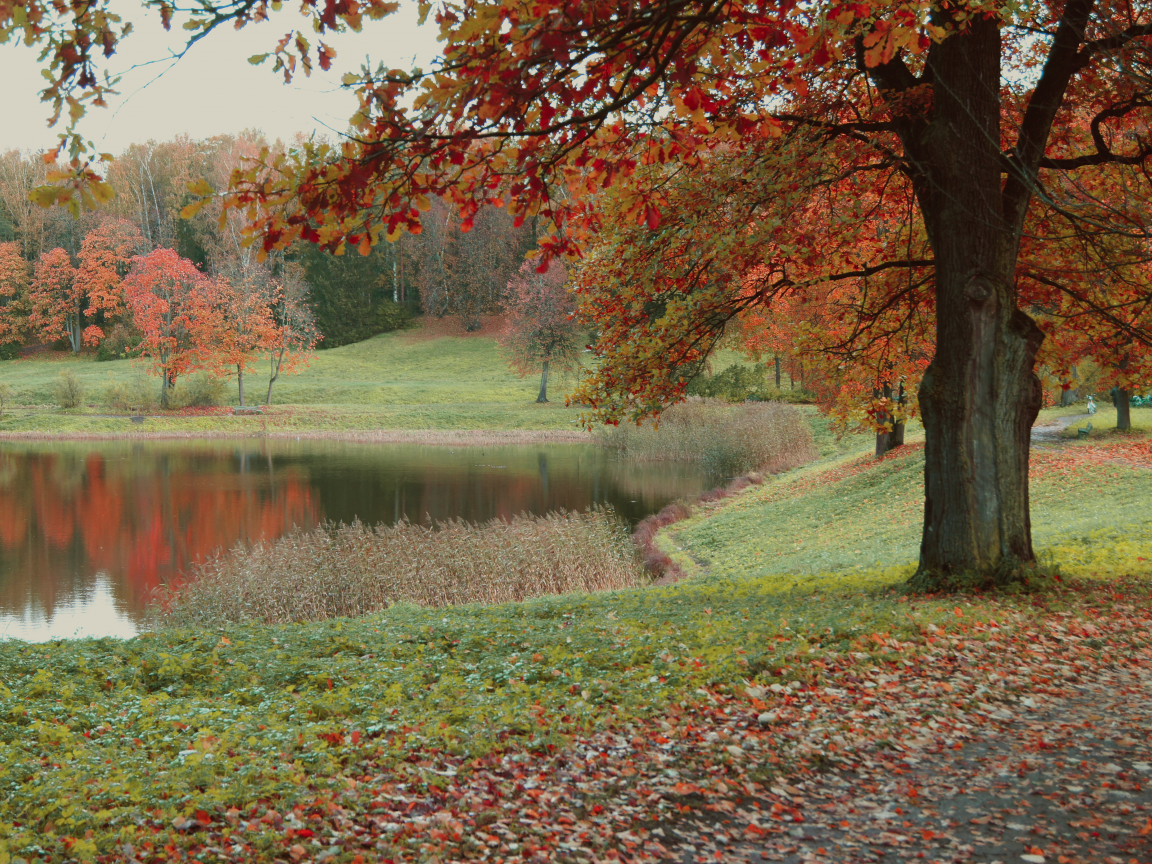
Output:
top-left (123, 249), bottom-right (319, 406)
top-left (3, 218), bottom-right (146, 353)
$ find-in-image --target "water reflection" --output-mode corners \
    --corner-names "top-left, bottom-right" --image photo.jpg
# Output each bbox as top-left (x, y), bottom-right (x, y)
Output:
top-left (0, 440), bottom-right (712, 641)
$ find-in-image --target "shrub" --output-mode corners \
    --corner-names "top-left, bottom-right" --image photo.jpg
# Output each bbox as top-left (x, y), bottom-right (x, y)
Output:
top-left (97, 323), bottom-right (143, 361)
top-left (102, 376), bottom-right (158, 412)
top-left (52, 370), bottom-right (85, 409)
top-left (598, 398), bottom-right (817, 476)
top-left (170, 373), bottom-right (226, 409)
top-left (686, 363), bottom-right (768, 401)
top-left (686, 362), bottom-right (816, 404)
top-left (154, 508), bottom-right (643, 627)
top-left (0, 342), bottom-right (21, 361)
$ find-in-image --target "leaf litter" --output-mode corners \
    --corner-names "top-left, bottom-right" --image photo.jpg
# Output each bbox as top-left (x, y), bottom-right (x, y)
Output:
top-left (4, 580), bottom-right (1149, 863)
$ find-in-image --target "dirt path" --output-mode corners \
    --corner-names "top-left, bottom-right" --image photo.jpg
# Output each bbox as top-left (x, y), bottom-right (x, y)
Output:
top-left (1031, 414), bottom-right (1092, 445)
top-left (662, 663), bottom-right (1152, 863)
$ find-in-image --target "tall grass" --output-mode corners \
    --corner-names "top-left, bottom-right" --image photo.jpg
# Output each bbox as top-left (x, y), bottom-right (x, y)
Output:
top-left (154, 508), bottom-right (643, 627)
top-left (597, 399), bottom-right (817, 475)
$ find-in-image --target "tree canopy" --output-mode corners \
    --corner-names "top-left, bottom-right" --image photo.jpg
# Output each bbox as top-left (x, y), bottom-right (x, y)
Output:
top-left (10, 0), bottom-right (1152, 585)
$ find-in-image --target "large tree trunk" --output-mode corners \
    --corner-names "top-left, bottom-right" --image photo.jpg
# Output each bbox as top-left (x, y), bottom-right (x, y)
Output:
top-left (904, 18), bottom-right (1045, 587)
top-left (536, 360), bottom-right (550, 403)
top-left (1116, 387), bottom-right (1131, 430)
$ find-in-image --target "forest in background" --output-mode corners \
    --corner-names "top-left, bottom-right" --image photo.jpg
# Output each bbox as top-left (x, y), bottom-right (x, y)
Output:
top-left (0, 133), bottom-right (539, 355)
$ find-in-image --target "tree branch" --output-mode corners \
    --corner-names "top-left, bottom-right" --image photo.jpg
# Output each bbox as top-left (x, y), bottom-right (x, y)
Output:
top-left (1035, 98), bottom-right (1152, 169)
top-left (1002, 0), bottom-right (1097, 234)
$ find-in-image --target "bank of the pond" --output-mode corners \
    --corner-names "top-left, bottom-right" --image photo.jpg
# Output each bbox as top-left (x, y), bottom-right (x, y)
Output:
top-left (0, 426), bottom-right (592, 446)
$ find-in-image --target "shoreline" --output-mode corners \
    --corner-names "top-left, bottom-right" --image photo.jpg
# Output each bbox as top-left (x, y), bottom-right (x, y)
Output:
top-left (0, 427), bottom-right (595, 445)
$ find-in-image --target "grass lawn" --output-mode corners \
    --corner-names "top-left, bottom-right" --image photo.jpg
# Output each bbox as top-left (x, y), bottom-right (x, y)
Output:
top-left (659, 408), bottom-right (1152, 588)
top-left (0, 325), bottom-right (590, 436)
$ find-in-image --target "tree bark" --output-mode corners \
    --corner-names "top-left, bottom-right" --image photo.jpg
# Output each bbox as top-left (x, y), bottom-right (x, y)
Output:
top-left (537, 359), bottom-right (550, 403)
top-left (774, 355), bottom-right (781, 389)
top-left (267, 349), bottom-right (283, 406)
top-left (161, 371), bottom-right (175, 409)
top-left (899, 18), bottom-right (1045, 584)
top-left (875, 382), bottom-right (906, 457)
top-left (237, 364), bottom-right (245, 407)
top-left (1116, 388), bottom-right (1131, 430)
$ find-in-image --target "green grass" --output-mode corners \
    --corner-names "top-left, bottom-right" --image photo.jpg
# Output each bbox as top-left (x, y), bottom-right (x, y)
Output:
top-left (1056, 405), bottom-right (1152, 438)
top-left (662, 435), bottom-right (1152, 587)
top-left (0, 326), bottom-right (590, 435)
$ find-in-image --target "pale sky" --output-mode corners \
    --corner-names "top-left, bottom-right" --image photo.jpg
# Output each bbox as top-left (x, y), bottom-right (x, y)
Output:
top-left (0, 1), bottom-right (442, 155)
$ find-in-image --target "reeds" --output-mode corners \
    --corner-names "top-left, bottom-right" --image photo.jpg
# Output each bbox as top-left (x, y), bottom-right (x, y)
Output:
top-left (153, 508), bottom-right (643, 627)
top-left (597, 399), bottom-right (817, 476)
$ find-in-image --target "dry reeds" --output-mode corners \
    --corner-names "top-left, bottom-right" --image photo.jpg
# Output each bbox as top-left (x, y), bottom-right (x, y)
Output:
top-left (154, 508), bottom-right (643, 627)
top-left (598, 399), bottom-right (817, 476)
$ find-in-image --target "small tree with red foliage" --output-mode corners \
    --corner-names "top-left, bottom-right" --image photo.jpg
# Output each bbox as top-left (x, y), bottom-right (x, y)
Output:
top-left (214, 259), bottom-right (276, 407)
top-left (500, 259), bottom-right (581, 403)
top-left (0, 242), bottom-right (30, 350)
top-left (76, 218), bottom-right (146, 342)
top-left (123, 248), bottom-right (221, 408)
top-left (28, 248), bottom-right (93, 353)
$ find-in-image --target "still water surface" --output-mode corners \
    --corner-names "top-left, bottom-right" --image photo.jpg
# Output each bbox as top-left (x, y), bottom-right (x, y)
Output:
top-left (0, 440), bottom-right (712, 641)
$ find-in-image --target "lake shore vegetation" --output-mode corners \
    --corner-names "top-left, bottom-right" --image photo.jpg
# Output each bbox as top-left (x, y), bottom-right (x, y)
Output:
top-left (157, 509), bottom-right (643, 628)
top-left (596, 399), bottom-right (818, 476)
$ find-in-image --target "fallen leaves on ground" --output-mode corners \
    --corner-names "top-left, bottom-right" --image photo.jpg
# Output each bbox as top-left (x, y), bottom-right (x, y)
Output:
top-left (4, 579), bottom-right (1148, 863)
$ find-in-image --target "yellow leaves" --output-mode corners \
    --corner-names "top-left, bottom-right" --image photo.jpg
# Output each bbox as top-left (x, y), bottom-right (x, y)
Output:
top-left (414, 193), bottom-right (433, 212)
top-left (180, 199), bottom-right (210, 220)
top-left (29, 185), bottom-right (71, 210)
top-left (187, 178), bottom-right (214, 197)
top-left (248, 53), bottom-right (270, 65)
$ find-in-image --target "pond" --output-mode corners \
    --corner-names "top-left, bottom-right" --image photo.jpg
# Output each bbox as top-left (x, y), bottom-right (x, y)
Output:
top-left (0, 439), bottom-right (714, 641)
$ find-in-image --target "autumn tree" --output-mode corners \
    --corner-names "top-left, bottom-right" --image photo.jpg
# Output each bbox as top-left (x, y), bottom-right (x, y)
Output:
top-left (214, 259), bottom-right (276, 406)
top-left (500, 259), bottom-right (581, 403)
top-left (76, 218), bottom-right (147, 338)
top-left (123, 248), bottom-right (221, 408)
top-left (28, 247), bottom-right (95, 353)
top-left (15, 0), bottom-right (1152, 589)
top-left (411, 198), bottom-right (534, 331)
top-left (0, 242), bottom-right (30, 349)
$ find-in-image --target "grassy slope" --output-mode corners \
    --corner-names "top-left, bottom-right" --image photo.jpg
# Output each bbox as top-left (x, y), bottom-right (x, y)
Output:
top-left (0, 326), bottom-right (589, 434)
top-left (663, 407), bottom-right (1152, 587)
